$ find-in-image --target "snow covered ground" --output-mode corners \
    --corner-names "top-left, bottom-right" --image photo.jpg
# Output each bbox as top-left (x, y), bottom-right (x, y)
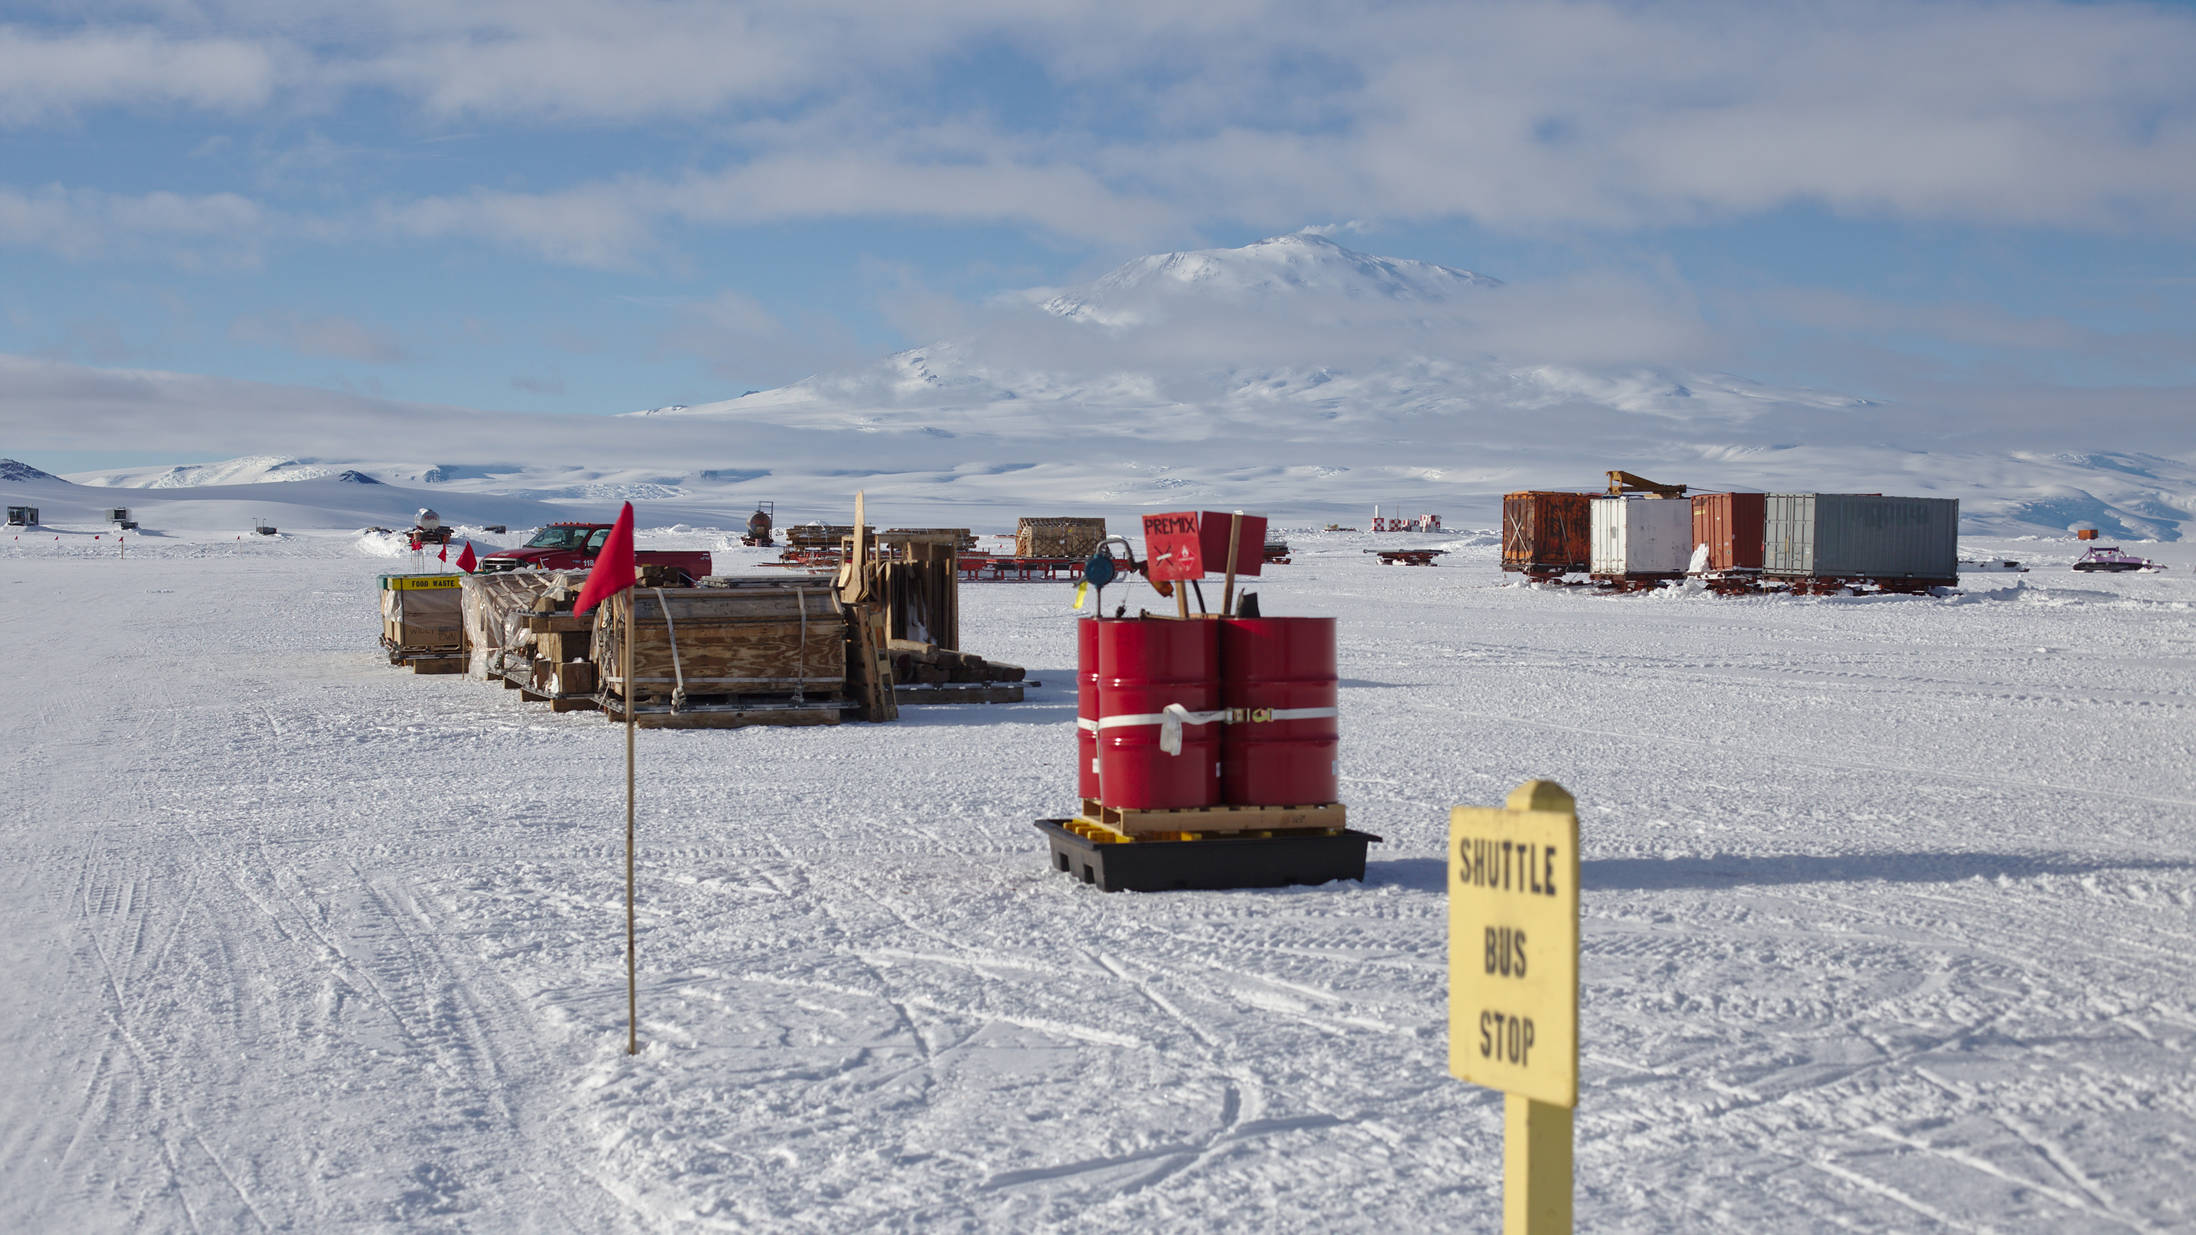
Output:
top-left (3, 526), bottom-right (2192, 1232)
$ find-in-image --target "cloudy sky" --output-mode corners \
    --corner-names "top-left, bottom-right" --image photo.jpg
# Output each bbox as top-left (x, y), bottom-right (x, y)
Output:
top-left (3, 0), bottom-right (2193, 469)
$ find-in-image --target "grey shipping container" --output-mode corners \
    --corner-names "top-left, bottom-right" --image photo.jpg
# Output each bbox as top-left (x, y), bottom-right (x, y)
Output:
top-left (1763, 494), bottom-right (1959, 583)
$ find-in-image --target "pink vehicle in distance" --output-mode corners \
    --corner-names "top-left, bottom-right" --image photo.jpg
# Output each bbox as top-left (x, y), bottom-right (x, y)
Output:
top-left (2072, 545), bottom-right (2167, 573)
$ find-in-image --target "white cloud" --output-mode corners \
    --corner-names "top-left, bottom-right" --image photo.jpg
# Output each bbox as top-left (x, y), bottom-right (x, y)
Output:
top-left (0, 25), bottom-right (278, 123)
top-left (0, 184), bottom-right (263, 260)
top-left (366, 150), bottom-right (1180, 267)
top-left (9, 2), bottom-right (2196, 256)
top-left (375, 182), bottom-right (659, 268)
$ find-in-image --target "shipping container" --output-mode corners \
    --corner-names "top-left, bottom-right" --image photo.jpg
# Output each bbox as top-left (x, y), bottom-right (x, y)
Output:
top-left (1501, 491), bottom-right (1591, 575)
top-left (1763, 494), bottom-right (1959, 584)
top-left (1590, 496), bottom-right (1693, 577)
top-left (1691, 492), bottom-right (1766, 572)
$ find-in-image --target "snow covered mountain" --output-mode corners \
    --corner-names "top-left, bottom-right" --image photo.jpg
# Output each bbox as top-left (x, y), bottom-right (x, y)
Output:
top-left (68, 455), bottom-right (391, 488)
top-left (10, 234), bottom-right (2191, 539)
top-left (650, 233), bottom-right (1869, 436)
top-left (0, 458), bottom-right (61, 484)
top-left (1032, 232), bottom-right (1506, 326)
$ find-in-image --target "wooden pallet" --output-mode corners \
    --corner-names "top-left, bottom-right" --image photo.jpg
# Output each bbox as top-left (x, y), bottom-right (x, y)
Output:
top-left (895, 682), bottom-right (1025, 705)
top-left (1590, 573), bottom-right (1682, 592)
top-left (599, 698), bottom-right (844, 729)
top-left (518, 685), bottom-right (601, 713)
top-left (1076, 799), bottom-right (1346, 838)
top-left (408, 656), bottom-right (465, 675)
top-left (504, 669), bottom-right (601, 712)
top-left (1371, 548), bottom-right (1446, 566)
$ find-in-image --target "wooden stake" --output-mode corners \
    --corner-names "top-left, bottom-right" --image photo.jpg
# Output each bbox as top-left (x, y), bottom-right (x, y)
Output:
top-left (624, 592), bottom-right (638, 1056)
top-left (1221, 511), bottom-right (1243, 617)
top-left (840, 489), bottom-right (870, 606)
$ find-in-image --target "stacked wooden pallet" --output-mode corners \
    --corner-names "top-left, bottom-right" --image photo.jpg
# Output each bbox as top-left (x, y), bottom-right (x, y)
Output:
top-left (888, 639), bottom-right (1028, 704)
top-left (878, 528), bottom-right (976, 554)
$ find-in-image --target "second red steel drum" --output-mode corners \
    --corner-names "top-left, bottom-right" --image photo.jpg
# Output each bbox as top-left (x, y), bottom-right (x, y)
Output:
top-left (1219, 617), bottom-right (1339, 806)
top-left (1096, 618), bottom-right (1221, 809)
top-left (1076, 618), bottom-right (1102, 801)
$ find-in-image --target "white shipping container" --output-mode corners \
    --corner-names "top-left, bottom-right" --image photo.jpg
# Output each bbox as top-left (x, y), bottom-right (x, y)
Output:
top-left (1591, 497), bottom-right (1694, 576)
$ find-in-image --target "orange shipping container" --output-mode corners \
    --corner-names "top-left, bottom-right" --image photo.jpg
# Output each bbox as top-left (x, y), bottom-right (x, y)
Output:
top-left (1502, 491), bottom-right (1591, 574)
top-left (1691, 492), bottom-right (1766, 571)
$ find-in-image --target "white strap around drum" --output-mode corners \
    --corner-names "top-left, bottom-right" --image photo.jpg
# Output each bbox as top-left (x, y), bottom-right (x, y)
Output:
top-left (1093, 703), bottom-right (1339, 756)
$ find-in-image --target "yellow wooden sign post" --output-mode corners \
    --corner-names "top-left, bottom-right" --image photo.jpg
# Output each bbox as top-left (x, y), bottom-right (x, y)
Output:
top-left (1450, 780), bottom-right (1580, 1234)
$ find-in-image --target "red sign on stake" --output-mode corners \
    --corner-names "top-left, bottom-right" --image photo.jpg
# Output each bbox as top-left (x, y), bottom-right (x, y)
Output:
top-left (1140, 510), bottom-right (1268, 582)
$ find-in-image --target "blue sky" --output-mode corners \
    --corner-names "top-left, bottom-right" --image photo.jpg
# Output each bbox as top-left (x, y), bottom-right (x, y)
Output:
top-left (2, 0), bottom-right (2192, 471)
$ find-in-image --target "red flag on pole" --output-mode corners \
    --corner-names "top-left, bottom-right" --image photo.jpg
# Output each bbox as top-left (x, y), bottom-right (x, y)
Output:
top-left (437, 542), bottom-right (449, 563)
top-left (575, 501), bottom-right (638, 616)
top-left (455, 541), bottom-right (477, 573)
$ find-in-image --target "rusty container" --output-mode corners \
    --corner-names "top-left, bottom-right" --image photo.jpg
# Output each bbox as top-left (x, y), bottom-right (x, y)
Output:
top-left (1218, 617), bottom-right (1338, 806)
top-left (1096, 618), bottom-right (1220, 810)
top-left (1076, 618), bottom-right (1102, 801)
top-left (1691, 492), bottom-right (1766, 571)
top-left (1501, 491), bottom-right (1592, 575)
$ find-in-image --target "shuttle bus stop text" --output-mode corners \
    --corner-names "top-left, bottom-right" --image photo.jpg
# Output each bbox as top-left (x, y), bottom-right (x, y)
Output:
top-left (1450, 780), bottom-right (1580, 1234)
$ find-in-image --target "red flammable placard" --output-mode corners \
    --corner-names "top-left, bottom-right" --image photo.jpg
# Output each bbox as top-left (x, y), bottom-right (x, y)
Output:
top-left (1141, 511), bottom-right (1268, 582)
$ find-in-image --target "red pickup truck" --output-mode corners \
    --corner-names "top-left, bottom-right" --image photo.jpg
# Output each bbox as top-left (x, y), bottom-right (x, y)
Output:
top-left (477, 522), bottom-right (712, 583)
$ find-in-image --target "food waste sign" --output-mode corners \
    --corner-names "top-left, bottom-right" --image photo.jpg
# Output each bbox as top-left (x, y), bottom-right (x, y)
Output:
top-left (1448, 781), bottom-right (1580, 1108)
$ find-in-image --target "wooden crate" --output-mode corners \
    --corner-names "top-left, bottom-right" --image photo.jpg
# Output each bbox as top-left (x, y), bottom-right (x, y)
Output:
top-left (595, 584), bottom-right (847, 704)
top-left (379, 574), bottom-right (463, 657)
top-left (1015, 516), bottom-right (1106, 559)
top-left (516, 657), bottom-right (602, 712)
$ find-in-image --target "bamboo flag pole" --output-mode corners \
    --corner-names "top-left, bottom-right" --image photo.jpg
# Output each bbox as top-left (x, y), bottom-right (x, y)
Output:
top-left (570, 500), bottom-right (642, 1057)
top-left (624, 592), bottom-right (639, 1056)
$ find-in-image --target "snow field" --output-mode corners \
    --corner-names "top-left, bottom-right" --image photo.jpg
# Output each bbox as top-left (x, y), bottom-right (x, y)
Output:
top-left (2, 531), bottom-right (2192, 1232)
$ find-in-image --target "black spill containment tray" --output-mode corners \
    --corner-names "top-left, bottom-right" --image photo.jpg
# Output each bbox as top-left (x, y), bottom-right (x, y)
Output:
top-left (1035, 819), bottom-right (1380, 893)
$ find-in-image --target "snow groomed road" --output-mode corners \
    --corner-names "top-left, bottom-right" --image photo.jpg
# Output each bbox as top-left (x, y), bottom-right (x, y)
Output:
top-left (3, 530), bottom-right (2192, 1232)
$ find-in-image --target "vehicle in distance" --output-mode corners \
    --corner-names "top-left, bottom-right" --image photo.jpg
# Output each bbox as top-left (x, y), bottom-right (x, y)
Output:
top-left (477, 522), bottom-right (711, 583)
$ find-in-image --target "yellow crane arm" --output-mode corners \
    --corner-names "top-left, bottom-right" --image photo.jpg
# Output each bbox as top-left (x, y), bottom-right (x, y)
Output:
top-left (1606, 470), bottom-right (1687, 498)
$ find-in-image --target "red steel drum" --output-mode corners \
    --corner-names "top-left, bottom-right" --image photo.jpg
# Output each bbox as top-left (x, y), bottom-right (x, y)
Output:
top-left (1219, 617), bottom-right (1339, 805)
top-left (1076, 618), bottom-right (1102, 801)
top-left (1096, 618), bottom-right (1220, 809)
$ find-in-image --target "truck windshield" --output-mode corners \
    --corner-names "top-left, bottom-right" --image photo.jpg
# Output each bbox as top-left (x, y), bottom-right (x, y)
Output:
top-left (524, 526), bottom-right (590, 549)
